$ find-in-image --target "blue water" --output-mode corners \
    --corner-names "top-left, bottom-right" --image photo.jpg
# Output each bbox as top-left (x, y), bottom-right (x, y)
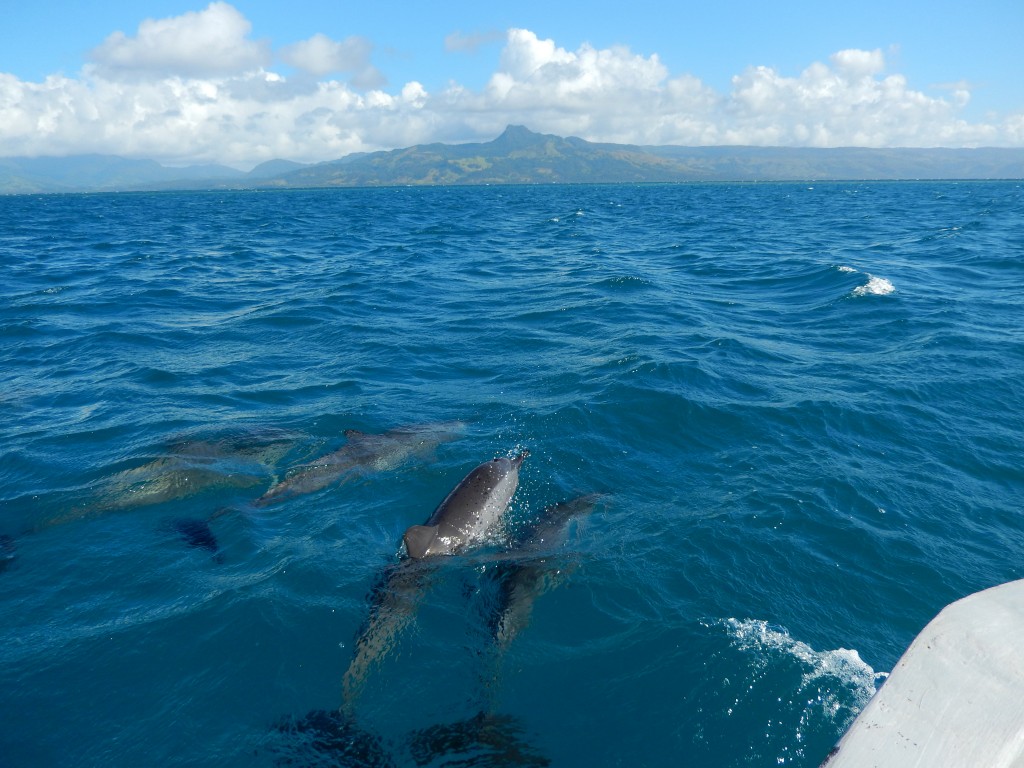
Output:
top-left (2, 182), bottom-right (1023, 767)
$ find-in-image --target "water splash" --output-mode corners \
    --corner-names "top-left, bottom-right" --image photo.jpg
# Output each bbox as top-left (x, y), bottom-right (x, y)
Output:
top-left (717, 618), bottom-right (888, 764)
top-left (837, 265), bottom-right (895, 296)
top-left (724, 619), bottom-right (885, 704)
top-left (852, 275), bottom-right (895, 296)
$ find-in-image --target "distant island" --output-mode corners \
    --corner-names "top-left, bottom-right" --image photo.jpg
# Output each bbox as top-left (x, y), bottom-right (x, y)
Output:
top-left (3, 125), bottom-right (1024, 194)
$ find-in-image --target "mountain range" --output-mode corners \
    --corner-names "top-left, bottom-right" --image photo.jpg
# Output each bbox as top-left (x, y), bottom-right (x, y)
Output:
top-left (3, 125), bottom-right (1023, 194)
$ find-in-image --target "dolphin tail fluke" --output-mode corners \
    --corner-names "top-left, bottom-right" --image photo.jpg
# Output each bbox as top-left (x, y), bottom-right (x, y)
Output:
top-left (403, 524), bottom-right (438, 560)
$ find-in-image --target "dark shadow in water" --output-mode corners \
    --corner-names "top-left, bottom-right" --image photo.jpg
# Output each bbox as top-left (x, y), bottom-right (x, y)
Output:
top-left (408, 712), bottom-right (551, 767)
top-left (167, 517), bottom-right (224, 563)
top-left (271, 709), bottom-right (396, 768)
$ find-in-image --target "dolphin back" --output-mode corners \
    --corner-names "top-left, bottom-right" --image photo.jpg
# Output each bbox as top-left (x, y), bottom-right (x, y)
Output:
top-left (404, 450), bottom-right (529, 559)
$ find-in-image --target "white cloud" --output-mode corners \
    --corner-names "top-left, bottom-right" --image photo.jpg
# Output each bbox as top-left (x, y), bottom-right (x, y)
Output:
top-left (831, 48), bottom-right (886, 79)
top-left (279, 33), bottom-right (385, 88)
top-left (462, 28), bottom-right (710, 144)
top-left (1, 9), bottom-right (1020, 169)
top-left (490, 29), bottom-right (668, 100)
top-left (722, 52), bottom-right (1001, 147)
top-left (89, 2), bottom-right (270, 79)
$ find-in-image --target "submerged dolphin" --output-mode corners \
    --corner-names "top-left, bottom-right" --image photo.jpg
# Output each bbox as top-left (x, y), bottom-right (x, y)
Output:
top-left (403, 450), bottom-right (530, 559)
top-left (28, 429), bottom-right (305, 536)
top-left (167, 421), bottom-right (464, 556)
top-left (103, 429), bottom-right (306, 511)
top-left (254, 422), bottom-right (466, 507)
top-left (490, 493), bottom-right (600, 649)
top-left (341, 450), bottom-right (529, 709)
top-left (402, 494), bottom-right (597, 767)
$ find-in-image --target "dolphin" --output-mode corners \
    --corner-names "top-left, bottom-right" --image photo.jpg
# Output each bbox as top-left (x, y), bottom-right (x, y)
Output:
top-left (101, 428), bottom-right (306, 511)
top-left (341, 450), bottom-right (529, 710)
top-left (340, 558), bottom-right (437, 711)
top-left (26, 429), bottom-right (305, 537)
top-left (403, 450), bottom-right (530, 559)
top-left (254, 422), bottom-right (466, 507)
top-left (401, 494), bottom-right (595, 768)
top-left (164, 422), bottom-right (466, 556)
top-left (489, 493), bottom-right (600, 649)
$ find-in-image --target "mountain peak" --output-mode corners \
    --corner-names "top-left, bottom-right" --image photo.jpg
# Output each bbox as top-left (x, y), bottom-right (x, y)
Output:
top-left (490, 125), bottom-right (545, 150)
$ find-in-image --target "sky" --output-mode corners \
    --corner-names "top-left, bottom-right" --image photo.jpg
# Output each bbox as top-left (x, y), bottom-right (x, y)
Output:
top-left (2, 0), bottom-right (1022, 169)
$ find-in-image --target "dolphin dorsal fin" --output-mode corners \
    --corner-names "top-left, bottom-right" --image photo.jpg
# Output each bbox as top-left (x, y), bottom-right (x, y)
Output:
top-left (404, 525), bottom-right (438, 560)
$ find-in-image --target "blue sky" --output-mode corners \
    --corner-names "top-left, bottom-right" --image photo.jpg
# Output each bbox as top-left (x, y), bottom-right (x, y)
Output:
top-left (2, 1), bottom-right (1021, 168)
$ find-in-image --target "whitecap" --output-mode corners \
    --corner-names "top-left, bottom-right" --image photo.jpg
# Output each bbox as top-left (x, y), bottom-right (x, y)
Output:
top-left (852, 275), bottom-right (895, 296)
top-left (837, 266), bottom-right (858, 274)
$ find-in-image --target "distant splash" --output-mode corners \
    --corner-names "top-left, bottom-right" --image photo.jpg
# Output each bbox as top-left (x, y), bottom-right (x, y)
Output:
top-left (853, 276), bottom-right (896, 297)
top-left (838, 265), bottom-right (896, 297)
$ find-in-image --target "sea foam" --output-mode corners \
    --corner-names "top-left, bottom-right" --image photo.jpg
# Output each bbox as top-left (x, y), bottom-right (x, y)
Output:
top-left (715, 618), bottom-right (888, 764)
top-left (838, 265), bottom-right (895, 296)
top-left (853, 275), bottom-right (895, 296)
top-left (722, 618), bottom-right (886, 712)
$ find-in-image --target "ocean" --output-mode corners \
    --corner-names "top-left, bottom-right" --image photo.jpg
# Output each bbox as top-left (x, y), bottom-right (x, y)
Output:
top-left (1, 181), bottom-right (1022, 767)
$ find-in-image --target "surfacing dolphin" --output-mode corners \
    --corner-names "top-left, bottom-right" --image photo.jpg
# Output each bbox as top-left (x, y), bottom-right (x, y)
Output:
top-left (341, 450), bottom-right (529, 711)
top-left (254, 422), bottom-right (466, 507)
top-left (403, 450), bottom-right (530, 559)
